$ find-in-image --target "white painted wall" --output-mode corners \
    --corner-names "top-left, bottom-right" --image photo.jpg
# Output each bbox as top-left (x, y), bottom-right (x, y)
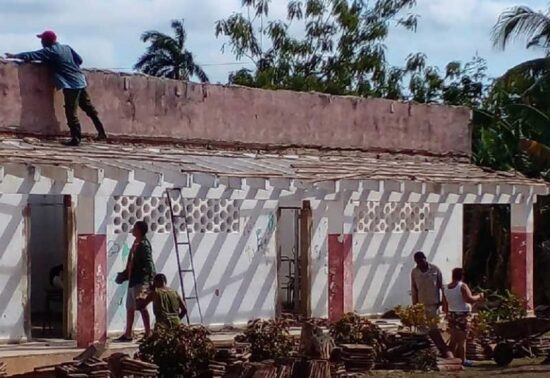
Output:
top-left (0, 194), bottom-right (28, 342)
top-left (106, 199), bottom-right (278, 333)
top-left (353, 203), bottom-right (463, 315)
top-left (310, 200), bottom-right (329, 318)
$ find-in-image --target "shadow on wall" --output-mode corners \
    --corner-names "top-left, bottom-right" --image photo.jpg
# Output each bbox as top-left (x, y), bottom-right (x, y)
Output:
top-left (0, 195), bottom-right (28, 341)
top-left (106, 201), bottom-right (278, 332)
top-left (17, 63), bottom-right (62, 134)
top-left (353, 204), bottom-right (462, 314)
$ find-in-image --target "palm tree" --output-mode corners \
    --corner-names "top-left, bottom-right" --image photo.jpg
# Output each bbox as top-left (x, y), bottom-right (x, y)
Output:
top-left (135, 19), bottom-right (209, 82)
top-left (489, 5), bottom-right (550, 173)
top-left (492, 5), bottom-right (550, 50)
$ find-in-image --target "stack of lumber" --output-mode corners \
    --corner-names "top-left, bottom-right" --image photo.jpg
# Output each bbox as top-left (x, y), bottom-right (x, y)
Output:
top-left (54, 357), bottom-right (110, 378)
top-left (0, 362), bottom-right (6, 377)
top-left (339, 344), bottom-right (376, 372)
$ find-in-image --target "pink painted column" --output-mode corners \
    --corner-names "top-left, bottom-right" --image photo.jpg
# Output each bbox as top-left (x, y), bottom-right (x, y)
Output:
top-left (328, 234), bottom-right (353, 322)
top-left (511, 203), bottom-right (534, 312)
top-left (77, 234), bottom-right (107, 348)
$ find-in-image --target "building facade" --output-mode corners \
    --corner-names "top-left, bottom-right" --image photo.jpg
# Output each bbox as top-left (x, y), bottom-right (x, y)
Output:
top-left (0, 60), bottom-right (547, 347)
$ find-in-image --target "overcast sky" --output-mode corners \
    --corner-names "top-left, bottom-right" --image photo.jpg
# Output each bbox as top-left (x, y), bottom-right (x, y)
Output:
top-left (0, 0), bottom-right (546, 83)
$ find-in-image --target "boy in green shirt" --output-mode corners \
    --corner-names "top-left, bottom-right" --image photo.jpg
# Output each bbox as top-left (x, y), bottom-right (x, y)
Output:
top-left (138, 273), bottom-right (187, 330)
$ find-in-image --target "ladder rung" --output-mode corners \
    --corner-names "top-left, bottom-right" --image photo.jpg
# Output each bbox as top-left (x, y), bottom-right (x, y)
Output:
top-left (180, 269), bottom-right (194, 273)
top-left (176, 241), bottom-right (190, 245)
top-left (185, 296), bottom-right (198, 301)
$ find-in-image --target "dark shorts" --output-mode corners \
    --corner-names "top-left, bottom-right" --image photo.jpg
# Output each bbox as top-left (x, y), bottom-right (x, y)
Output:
top-left (447, 312), bottom-right (470, 332)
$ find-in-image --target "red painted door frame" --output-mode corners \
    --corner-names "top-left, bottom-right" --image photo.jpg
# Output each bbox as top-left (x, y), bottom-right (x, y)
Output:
top-left (328, 234), bottom-right (353, 322)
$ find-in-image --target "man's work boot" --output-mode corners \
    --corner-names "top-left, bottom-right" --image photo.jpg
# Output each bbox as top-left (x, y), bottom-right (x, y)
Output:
top-left (62, 138), bottom-right (81, 146)
top-left (65, 124), bottom-right (82, 146)
top-left (95, 132), bottom-right (107, 141)
top-left (91, 116), bottom-right (107, 141)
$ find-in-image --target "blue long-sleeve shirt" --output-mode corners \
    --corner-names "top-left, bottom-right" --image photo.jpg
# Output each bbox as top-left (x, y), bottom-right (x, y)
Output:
top-left (15, 43), bottom-right (87, 90)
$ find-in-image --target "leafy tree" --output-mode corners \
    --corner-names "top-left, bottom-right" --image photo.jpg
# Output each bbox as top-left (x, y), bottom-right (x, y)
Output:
top-left (135, 19), bottom-right (209, 82)
top-left (216, 0), bottom-right (418, 96)
top-left (403, 53), bottom-right (488, 106)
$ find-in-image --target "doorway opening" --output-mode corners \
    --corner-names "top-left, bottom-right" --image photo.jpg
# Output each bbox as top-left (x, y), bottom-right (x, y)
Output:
top-left (463, 204), bottom-right (510, 291)
top-left (277, 207), bottom-right (302, 315)
top-left (28, 195), bottom-right (70, 339)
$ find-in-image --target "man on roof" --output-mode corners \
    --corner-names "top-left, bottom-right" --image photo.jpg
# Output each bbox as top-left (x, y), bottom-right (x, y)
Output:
top-left (5, 31), bottom-right (107, 146)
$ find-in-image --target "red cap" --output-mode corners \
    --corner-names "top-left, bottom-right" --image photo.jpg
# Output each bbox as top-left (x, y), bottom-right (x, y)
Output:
top-left (36, 30), bottom-right (57, 44)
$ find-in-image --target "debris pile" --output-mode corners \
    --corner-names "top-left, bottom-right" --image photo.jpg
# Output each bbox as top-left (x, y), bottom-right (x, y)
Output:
top-left (339, 344), bottom-right (376, 372)
top-left (119, 357), bottom-right (159, 377)
top-left (435, 357), bottom-right (464, 372)
top-left (0, 362), bottom-right (6, 377)
top-left (213, 343), bottom-right (252, 371)
top-left (54, 357), bottom-right (110, 378)
top-left (382, 333), bottom-right (438, 370)
top-left (529, 337), bottom-right (550, 357)
top-left (208, 360), bottom-right (227, 377)
top-left (466, 338), bottom-right (493, 361)
top-left (104, 353), bottom-right (159, 377)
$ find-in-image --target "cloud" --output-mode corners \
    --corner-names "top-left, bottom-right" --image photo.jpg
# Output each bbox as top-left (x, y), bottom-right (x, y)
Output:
top-left (0, 0), bottom-right (546, 82)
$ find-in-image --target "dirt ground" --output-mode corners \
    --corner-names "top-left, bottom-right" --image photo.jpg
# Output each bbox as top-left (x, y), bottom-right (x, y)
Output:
top-left (365, 358), bottom-right (550, 377)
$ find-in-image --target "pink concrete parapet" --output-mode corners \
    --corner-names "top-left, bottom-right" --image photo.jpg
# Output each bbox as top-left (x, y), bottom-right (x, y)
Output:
top-left (0, 60), bottom-right (472, 157)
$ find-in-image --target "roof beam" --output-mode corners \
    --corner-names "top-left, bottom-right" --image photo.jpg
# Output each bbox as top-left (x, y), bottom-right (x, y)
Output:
top-left (193, 172), bottom-right (219, 188)
top-left (74, 165), bottom-right (104, 184)
top-left (100, 163), bottom-right (134, 182)
top-left (314, 180), bottom-right (337, 193)
top-left (39, 165), bottom-right (74, 183)
top-left (269, 177), bottom-right (292, 191)
top-left (246, 177), bottom-right (267, 190)
top-left (116, 161), bottom-right (164, 186)
top-left (219, 176), bottom-right (243, 190)
top-left (29, 165), bottom-right (41, 182)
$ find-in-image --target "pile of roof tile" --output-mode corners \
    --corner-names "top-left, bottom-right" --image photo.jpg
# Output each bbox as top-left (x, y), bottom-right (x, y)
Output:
top-left (54, 357), bottom-right (110, 378)
top-left (118, 357), bottom-right (159, 377)
top-left (208, 360), bottom-right (227, 377)
top-left (103, 353), bottom-right (159, 377)
top-left (529, 337), bottom-right (550, 357)
top-left (435, 357), bottom-right (464, 372)
top-left (383, 333), bottom-right (437, 370)
top-left (213, 342), bottom-right (252, 372)
top-left (466, 338), bottom-right (493, 361)
top-left (339, 344), bottom-right (376, 372)
top-left (329, 361), bottom-right (346, 377)
top-left (240, 361), bottom-right (278, 378)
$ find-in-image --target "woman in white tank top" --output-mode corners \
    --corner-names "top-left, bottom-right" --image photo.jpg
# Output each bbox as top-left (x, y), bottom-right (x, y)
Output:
top-left (442, 268), bottom-right (484, 365)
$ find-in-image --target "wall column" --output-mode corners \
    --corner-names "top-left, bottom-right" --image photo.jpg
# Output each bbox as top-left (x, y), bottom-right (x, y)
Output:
top-left (75, 195), bottom-right (108, 348)
top-left (511, 202), bottom-right (534, 312)
top-left (327, 199), bottom-right (353, 321)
